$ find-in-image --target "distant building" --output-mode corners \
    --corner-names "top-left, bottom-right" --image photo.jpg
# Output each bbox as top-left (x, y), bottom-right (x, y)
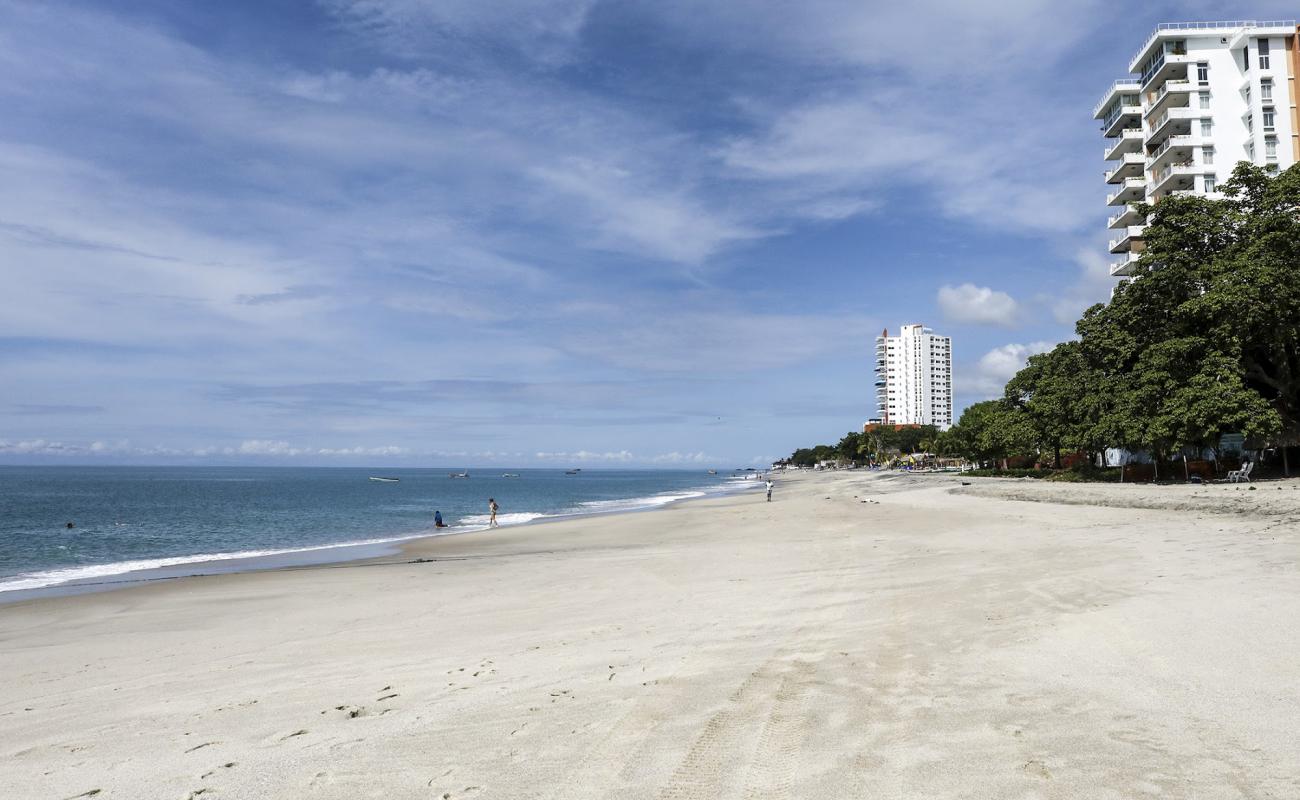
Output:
top-left (873, 324), bottom-right (953, 430)
top-left (1093, 21), bottom-right (1300, 281)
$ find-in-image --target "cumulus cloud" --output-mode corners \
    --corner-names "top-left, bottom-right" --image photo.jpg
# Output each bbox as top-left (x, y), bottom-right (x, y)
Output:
top-left (936, 284), bottom-right (1021, 327)
top-left (1044, 248), bottom-right (1116, 326)
top-left (962, 341), bottom-right (1056, 399)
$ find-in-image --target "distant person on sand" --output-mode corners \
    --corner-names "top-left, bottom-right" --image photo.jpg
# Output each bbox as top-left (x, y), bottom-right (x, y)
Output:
top-left (488, 498), bottom-right (499, 528)
top-left (434, 510), bottom-right (446, 528)
top-left (765, 480), bottom-right (774, 502)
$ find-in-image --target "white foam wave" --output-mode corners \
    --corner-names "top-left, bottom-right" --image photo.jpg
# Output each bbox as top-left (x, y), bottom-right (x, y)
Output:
top-left (0, 530), bottom-right (447, 594)
top-left (456, 511), bottom-right (549, 528)
top-left (2, 476), bottom-right (761, 594)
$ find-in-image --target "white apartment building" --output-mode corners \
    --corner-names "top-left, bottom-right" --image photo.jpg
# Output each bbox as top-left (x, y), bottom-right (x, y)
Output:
top-left (872, 325), bottom-right (953, 430)
top-left (1094, 21), bottom-right (1300, 279)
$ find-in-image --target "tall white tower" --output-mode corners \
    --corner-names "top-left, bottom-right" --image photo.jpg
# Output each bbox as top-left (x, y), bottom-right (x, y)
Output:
top-left (873, 324), bottom-right (953, 430)
top-left (1094, 21), bottom-right (1299, 281)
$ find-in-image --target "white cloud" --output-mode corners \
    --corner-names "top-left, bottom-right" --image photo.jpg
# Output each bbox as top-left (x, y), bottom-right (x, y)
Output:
top-left (1044, 247), bottom-right (1115, 326)
top-left (962, 341), bottom-right (1056, 399)
top-left (650, 451), bottom-right (714, 464)
top-left (937, 284), bottom-right (1021, 327)
top-left (533, 450), bottom-right (635, 463)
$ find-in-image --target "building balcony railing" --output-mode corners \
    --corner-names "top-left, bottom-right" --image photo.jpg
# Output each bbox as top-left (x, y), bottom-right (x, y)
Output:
top-left (1110, 252), bottom-right (1142, 277)
top-left (1104, 128), bottom-right (1145, 161)
top-left (1145, 134), bottom-right (1197, 169)
top-left (1107, 177), bottom-right (1147, 206)
top-left (1144, 79), bottom-right (1193, 119)
top-left (1147, 106), bottom-right (1196, 144)
top-left (1105, 152), bottom-right (1146, 183)
top-left (1128, 21), bottom-right (1298, 73)
top-left (1139, 51), bottom-right (1190, 91)
top-left (1108, 204), bottom-right (1145, 229)
top-left (1102, 104), bottom-right (1143, 137)
top-left (1149, 161), bottom-right (1198, 196)
top-left (1093, 78), bottom-right (1143, 119)
top-left (1108, 225), bottom-right (1146, 254)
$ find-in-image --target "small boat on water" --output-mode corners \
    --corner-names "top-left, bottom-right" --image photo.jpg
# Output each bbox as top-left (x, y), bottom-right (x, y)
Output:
top-left (449, 471), bottom-right (469, 478)
top-left (707, 469), bottom-right (717, 475)
top-left (501, 473), bottom-right (520, 478)
top-left (368, 476), bottom-right (400, 483)
top-left (564, 469), bottom-right (581, 475)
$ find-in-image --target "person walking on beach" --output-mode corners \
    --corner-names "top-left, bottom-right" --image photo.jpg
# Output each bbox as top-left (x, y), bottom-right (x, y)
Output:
top-left (765, 479), bottom-right (774, 502)
top-left (488, 498), bottom-right (499, 528)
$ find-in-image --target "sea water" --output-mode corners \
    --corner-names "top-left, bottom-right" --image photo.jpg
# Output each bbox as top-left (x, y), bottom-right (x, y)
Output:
top-left (0, 466), bottom-right (758, 595)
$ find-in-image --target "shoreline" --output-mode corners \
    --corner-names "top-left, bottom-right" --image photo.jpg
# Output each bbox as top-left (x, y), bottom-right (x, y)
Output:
top-left (0, 473), bottom-right (764, 605)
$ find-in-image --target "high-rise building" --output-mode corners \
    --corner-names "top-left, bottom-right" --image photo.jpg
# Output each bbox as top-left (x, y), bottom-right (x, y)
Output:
top-left (1094, 21), bottom-right (1299, 280)
top-left (872, 324), bottom-right (953, 430)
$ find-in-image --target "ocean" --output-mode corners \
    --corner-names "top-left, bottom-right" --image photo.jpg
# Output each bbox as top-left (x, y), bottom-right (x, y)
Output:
top-left (0, 466), bottom-right (758, 596)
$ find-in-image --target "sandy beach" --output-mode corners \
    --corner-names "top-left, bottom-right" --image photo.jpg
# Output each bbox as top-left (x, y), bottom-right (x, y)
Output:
top-left (4, 470), bottom-right (1300, 799)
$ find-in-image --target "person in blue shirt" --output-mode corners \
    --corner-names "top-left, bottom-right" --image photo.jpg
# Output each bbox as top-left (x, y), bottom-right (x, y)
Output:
top-left (434, 510), bottom-right (447, 528)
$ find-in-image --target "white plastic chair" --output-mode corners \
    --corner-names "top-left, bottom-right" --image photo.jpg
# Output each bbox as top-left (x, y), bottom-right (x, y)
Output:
top-left (1227, 460), bottom-right (1254, 483)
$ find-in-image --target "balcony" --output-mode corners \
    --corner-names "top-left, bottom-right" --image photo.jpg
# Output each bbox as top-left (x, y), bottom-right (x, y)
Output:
top-left (1107, 177), bottom-right (1146, 206)
top-left (1149, 161), bottom-right (1198, 197)
top-left (1146, 134), bottom-right (1197, 171)
top-left (1108, 225), bottom-right (1146, 254)
top-left (1105, 152), bottom-right (1146, 183)
top-left (1110, 252), bottom-right (1142, 277)
top-left (1102, 104), bottom-right (1143, 138)
top-left (1139, 50), bottom-right (1191, 92)
top-left (1093, 78), bottom-right (1143, 119)
top-left (1144, 78), bottom-right (1193, 119)
top-left (1108, 204), bottom-right (1144, 229)
top-left (1104, 128), bottom-right (1145, 160)
top-left (1147, 106), bottom-right (1196, 145)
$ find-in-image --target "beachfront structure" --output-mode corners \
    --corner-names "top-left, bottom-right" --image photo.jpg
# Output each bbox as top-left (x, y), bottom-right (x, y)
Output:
top-left (873, 324), bottom-right (953, 431)
top-left (1095, 21), bottom-right (1300, 280)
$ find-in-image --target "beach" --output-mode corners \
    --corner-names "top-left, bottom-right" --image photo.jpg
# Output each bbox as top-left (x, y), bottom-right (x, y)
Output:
top-left (4, 471), bottom-right (1300, 799)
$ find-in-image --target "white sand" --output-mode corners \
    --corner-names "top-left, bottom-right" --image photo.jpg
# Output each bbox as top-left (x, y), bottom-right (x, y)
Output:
top-left (3, 471), bottom-right (1299, 799)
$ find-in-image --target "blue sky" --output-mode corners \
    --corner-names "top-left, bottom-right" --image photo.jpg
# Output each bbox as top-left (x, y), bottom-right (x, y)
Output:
top-left (1, 0), bottom-right (1294, 466)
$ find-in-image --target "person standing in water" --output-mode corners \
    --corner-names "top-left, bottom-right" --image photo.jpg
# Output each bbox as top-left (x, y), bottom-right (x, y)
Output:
top-left (488, 498), bottom-right (499, 528)
top-left (765, 479), bottom-right (774, 502)
top-left (434, 510), bottom-right (446, 528)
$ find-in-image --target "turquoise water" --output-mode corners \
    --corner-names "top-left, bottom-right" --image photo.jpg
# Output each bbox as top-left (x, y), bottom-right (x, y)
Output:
top-left (0, 467), bottom-right (755, 593)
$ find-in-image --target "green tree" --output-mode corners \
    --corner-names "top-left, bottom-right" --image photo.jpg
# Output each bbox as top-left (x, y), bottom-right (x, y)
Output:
top-left (946, 401), bottom-right (1035, 467)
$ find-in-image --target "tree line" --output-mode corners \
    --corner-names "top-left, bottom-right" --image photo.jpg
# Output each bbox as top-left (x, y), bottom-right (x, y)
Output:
top-left (790, 163), bottom-right (1300, 476)
top-left (948, 163), bottom-right (1298, 474)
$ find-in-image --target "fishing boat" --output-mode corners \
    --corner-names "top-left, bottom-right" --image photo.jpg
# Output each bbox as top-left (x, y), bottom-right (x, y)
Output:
top-left (501, 473), bottom-right (520, 478)
top-left (368, 476), bottom-right (400, 483)
top-left (564, 469), bottom-right (580, 475)
top-left (707, 469), bottom-right (717, 475)
top-left (449, 471), bottom-right (469, 479)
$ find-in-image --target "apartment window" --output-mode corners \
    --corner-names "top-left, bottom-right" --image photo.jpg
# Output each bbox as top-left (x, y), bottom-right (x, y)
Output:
top-left (1245, 113), bottom-right (1253, 132)
top-left (1247, 141), bottom-right (1256, 160)
top-left (1261, 79), bottom-right (1273, 101)
top-left (1262, 107), bottom-right (1275, 131)
top-left (1244, 86), bottom-right (1251, 105)
top-left (1259, 39), bottom-right (1270, 70)
top-left (1199, 91), bottom-right (1211, 109)
top-left (1204, 176), bottom-right (1217, 193)
top-left (1200, 119), bottom-right (1213, 137)
top-left (1202, 146), bottom-right (1214, 165)
top-left (1265, 137), bottom-right (1278, 161)
top-left (1242, 49), bottom-right (1250, 72)
top-left (1197, 62), bottom-right (1209, 83)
